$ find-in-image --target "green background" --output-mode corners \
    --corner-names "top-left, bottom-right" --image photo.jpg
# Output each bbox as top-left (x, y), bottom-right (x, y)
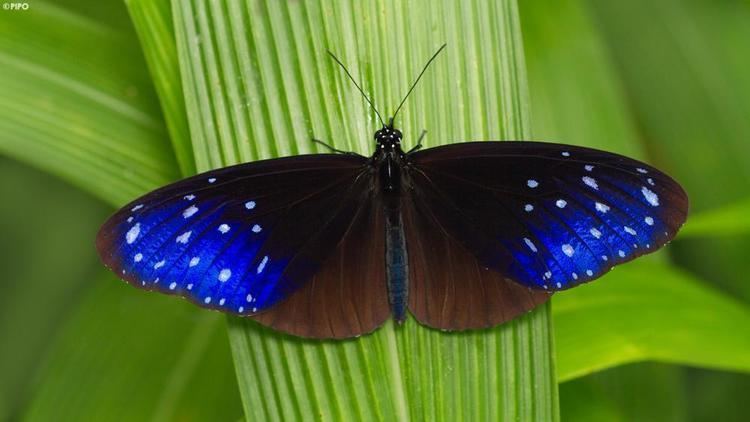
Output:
top-left (1, 0), bottom-right (749, 420)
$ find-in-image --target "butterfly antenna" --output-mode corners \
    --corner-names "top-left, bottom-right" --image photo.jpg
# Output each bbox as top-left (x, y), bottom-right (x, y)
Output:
top-left (327, 50), bottom-right (386, 127)
top-left (391, 43), bottom-right (447, 125)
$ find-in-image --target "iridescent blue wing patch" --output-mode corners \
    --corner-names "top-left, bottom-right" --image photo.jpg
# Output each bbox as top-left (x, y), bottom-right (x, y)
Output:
top-left (96, 154), bottom-right (372, 316)
top-left (408, 141), bottom-right (689, 292)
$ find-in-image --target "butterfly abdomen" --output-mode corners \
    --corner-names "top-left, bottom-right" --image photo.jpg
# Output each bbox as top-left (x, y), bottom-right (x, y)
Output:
top-left (385, 207), bottom-right (409, 323)
top-left (378, 151), bottom-right (409, 322)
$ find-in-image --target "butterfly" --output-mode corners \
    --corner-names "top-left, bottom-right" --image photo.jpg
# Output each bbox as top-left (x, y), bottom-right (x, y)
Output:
top-left (96, 45), bottom-right (688, 339)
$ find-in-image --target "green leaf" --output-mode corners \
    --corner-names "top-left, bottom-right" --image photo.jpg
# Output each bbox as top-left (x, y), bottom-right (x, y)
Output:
top-left (23, 273), bottom-right (242, 421)
top-left (554, 261), bottom-right (750, 382)
top-left (519, 0), bottom-right (643, 158)
top-left (560, 363), bottom-right (688, 422)
top-left (171, 0), bottom-right (557, 420)
top-left (0, 1), bottom-right (180, 206)
top-left (0, 158), bottom-right (110, 420)
top-left (679, 197), bottom-right (750, 237)
top-left (126, 0), bottom-right (196, 176)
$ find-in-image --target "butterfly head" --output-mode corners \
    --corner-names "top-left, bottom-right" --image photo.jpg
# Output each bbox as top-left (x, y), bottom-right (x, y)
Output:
top-left (374, 124), bottom-right (403, 151)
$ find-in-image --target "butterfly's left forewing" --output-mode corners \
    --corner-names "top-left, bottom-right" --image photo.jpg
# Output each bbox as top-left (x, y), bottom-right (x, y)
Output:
top-left (406, 141), bottom-right (688, 295)
top-left (96, 154), bottom-right (376, 318)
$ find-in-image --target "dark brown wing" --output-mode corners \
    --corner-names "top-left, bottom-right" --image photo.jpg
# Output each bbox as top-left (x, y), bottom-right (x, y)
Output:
top-left (403, 194), bottom-right (551, 331)
top-left (251, 195), bottom-right (390, 339)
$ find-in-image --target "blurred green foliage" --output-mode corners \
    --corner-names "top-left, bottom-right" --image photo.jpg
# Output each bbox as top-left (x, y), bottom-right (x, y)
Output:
top-left (1, 0), bottom-right (748, 420)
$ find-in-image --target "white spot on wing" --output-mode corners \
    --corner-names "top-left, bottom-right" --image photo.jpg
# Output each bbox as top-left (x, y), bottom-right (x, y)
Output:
top-left (131, 204), bottom-right (143, 212)
top-left (184, 194), bottom-right (195, 201)
top-left (183, 205), bottom-right (199, 218)
top-left (204, 296), bottom-right (211, 304)
top-left (245, 201), bottom-right (256, 210)
top-left (187, 283), bottom-right (193, 290)
top-left (585, 165), bottom-right (594, 172)
top-left (189, 257), bottom-right (200, 267)
top-left (527, 179), bottom-right (539, 188)
top-left (219, 298), bottom-right (226, 306)
top-left (134, 253), bottom-right (143, 262)
top-left (218, 224), bottom-right (230, 234)
top-left (636, 168), bottom-right (648, 174)
top-left (556, 199), bottom-right (567, 208)
top-left (572, 272), bottom-right (578, 280)
top-left (561, 151), bottom-right (570, 157)
top-left (246, 293), bottom-right (253, 303)
top-left (645, 216), bottom-right (654, 226)
top-left (524, 204), bottom-right (534, 212)
top-left (523, 238), bottom-right (538, 253)
top-left (154, 260), bottom-right (165, 269)
top-left (127, 217), bottom-right (133, 223)
top-left (582, 176), bottom-right (598, 190)
top-left (251, 224), bottom-right (262, 233)
top-left (126, 223), bottom-right (141, 244)
top-left (618, 250), bottom-right (626, 257)
top-left (586, 270), bottom-right (593, 276)
top-left (218, 269), bottom-right (232, 282)
top-left (556, 282), bottom-right (562, 288)
top-left (595, 202), bottom-right (610, 213)
top-left (238, 306), bottom-right (244, 313)
top-left (562, 244), bottom-right (574, 257)
top-left (624, 226), bottom-right (637, 236)
top-left (590, 228), bottom-right (602, 239)
top-left (544, 271), bottom-right (552, 279)
top-left (647, 178), bottom-right (655, 186)
top-left (169, 282), bottom-right (177, 290)
top-left (602, 255), bottom-right (608, 261)
top-left (641, 187), bottom-right (659, 206)
top-left (208, 178), bottom-right (216, 183)
top-left (257, 256), bottom-right (269, 274)
top-left (176, 231), bottom-right (192, 244)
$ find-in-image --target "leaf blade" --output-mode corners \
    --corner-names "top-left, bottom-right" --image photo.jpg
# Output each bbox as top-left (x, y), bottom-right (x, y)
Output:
top-left (554, 261), bottom-right (750, 382)
top-left (0, 1), bottom-right (180, 206)
top-left (172, 0), bottom-right (558, 420)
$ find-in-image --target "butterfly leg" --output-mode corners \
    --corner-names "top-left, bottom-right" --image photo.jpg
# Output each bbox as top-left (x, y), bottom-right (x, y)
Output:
top-left (311, 138), bottom-right (360, 156)
top-left (406, 130), bottom-right (427, 156)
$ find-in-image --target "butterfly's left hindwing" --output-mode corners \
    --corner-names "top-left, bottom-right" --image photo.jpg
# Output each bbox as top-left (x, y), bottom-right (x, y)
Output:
top-left (96, 155), bottom-right (371, 316)
top-left (251, 194), bottom-right (390, 338)
top-left (407, 141), bottom-right (688, 292)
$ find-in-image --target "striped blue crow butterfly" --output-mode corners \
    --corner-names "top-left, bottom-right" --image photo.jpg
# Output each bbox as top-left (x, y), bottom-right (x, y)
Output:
top-left (97, 44), bottom-right (688, 338)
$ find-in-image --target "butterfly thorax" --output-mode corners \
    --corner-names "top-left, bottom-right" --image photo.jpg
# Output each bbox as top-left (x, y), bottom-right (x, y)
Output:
top-left (373, 125), bottom-right (405, 194)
